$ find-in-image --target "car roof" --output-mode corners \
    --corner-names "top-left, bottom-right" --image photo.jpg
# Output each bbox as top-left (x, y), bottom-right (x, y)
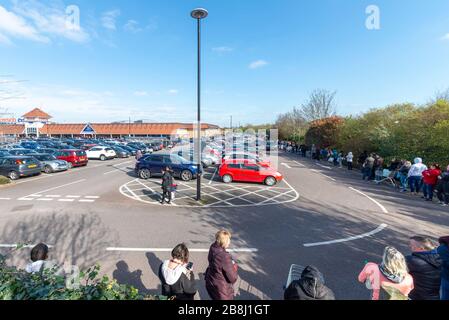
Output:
top-left (223, 159), bottom-right (258, 164)
top-left (1, 156), bottom-right (34, 159)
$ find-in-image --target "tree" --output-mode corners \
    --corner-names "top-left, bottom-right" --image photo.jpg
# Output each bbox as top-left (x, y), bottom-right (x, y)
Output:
top-left (275, 107), bottom-right (308, 141)
top-left (299, 89), bottom-right (337, 122)
top-left (431, 88), bottom-right (449, 104)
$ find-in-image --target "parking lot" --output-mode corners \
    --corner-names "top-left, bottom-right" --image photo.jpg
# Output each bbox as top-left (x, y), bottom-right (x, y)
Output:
top-left (120, 166), bottom-right (298, 208)
top-left (1, 145), bottom-right (449, 300)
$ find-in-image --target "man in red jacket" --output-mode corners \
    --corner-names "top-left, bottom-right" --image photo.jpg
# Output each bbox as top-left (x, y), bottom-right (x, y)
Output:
top-left (422, 164), bottom-right (441, 201)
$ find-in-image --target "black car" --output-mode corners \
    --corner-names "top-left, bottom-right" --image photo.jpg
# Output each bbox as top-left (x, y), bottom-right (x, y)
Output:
top-left (0, 156), bottom-right (42, 180)
top-left (110, 146), bottom-right (130, 158)
top-left (120, 145), bottom-right (137, 156)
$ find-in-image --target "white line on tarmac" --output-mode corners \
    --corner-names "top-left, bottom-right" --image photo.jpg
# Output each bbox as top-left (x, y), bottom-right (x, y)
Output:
top-left (293, 160), bottom-right (305, 167)
top-left (311, 169), bottom-right (337, 181)
top-left (0, 244), bottom-right (54, 248)
top-left (58, 199), bottom-right (75, 202)
top-left (106, 247), bottom-right (259, 253)
top-left (22, 179), bottom-right (86, 198)
top-left (84, 196), bottom-right (100, 199)
top-left (348, 187), bottom-right (389, 214)
top-left (316, 163), bottom-right (332, 170)
top-left (303, 224), bottom-right (388, 247)
top-left (209, 168), bottom-right (218, 185)
top-left (281, 163), bottom-right (292, 169)
top-left (36, 198), bottom-right (53, 201)
top-left (66, 195), bottom-right (81, 198)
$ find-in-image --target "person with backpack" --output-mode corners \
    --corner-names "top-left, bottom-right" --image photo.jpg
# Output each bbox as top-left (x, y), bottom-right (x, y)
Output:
top-left (158, 243), bottom-right (197, 300)
top-left (437, 236), bottom-right (449, 300)
top-left (284, 266), bottom-right (335, 300)
top-left (358, 246), bottom-right (414, 300)
top-left (205, 230), bottom-right (239, 300)
top-left (406, 236), bottom-right (442, 300)
top-left (422, 164), bottom-right (442, 201)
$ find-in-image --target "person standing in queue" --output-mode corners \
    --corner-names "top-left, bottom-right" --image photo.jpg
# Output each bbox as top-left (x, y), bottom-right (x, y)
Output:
top-left (161, 166), bottom-right (174, 205)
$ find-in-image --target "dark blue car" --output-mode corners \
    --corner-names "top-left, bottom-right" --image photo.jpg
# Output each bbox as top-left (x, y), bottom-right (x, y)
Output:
top-left (135, 153), bottom-right (201, 181)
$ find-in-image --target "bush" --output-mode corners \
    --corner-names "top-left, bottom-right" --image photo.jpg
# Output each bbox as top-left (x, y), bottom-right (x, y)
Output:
top-left (0, 250), bottom-right (163, 300)
top-left (0, 176), bottom-right (10, 185)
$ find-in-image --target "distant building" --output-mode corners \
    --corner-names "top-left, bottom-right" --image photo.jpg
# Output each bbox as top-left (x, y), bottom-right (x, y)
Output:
top-left (0, 108), bottom-right (221, 139)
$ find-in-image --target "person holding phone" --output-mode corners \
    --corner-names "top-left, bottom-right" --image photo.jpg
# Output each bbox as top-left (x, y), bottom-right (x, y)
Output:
top-left (158, 243), bottom-right (197, 300)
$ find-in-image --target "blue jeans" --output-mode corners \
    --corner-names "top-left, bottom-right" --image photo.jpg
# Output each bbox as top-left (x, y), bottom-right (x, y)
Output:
top-left (362, 167), bottom-right (371, 180)
top-left (409, 176), bottom-right (422, 193)
top-left (398, 172), bottom-right (408, 190)
top-left (423, 183), bottom-right (435, 200)
top-left (441, 277), bottom-right (449, 300)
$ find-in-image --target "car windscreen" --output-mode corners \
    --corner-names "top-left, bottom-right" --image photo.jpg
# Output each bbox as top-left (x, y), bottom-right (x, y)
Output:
top-left (75, 151), bottom-right (86, 156)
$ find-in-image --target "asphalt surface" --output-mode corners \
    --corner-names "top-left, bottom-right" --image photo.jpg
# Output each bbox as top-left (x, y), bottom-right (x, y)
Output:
top-left (1, 152), bottom-right (448, 300)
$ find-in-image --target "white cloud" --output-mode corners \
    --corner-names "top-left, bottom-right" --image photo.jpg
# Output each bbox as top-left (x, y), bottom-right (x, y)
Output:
top-left (11, 1), bottom-right (90, 43)
top-left (442, 33), bottom-right (449, 41)
top-left (101, 9), bottom-right (120, 30)
top-left (212, 46), bottom-right (234, 54)
top-left (0, 5), bottom-right (49, 43)
top-left (168, 89), bottom-right (179, 95)
top-left (124, 20), bottom-right (141, 33)
top-left (249, 60), bottom-right (268, 69)
top-left (134, 91), bottom-right (148, 97)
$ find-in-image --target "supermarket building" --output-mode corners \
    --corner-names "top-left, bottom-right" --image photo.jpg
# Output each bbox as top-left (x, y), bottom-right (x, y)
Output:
top-left (0, 108), bottom-right (221, 139)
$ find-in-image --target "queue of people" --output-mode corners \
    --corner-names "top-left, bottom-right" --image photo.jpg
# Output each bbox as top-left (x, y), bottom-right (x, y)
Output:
top-left (24, 232), bottom-right (449, 300)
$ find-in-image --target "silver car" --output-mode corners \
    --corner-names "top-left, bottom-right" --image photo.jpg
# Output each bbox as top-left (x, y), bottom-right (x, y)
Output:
top-left (32, 153), bottom-right (69, 174)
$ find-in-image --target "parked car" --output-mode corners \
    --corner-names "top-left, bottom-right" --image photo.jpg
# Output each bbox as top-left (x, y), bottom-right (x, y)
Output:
top-left (219, 159), bottom-right (283, 186)
top-left (32, 153), bottom-right (69, 174)
top-left (20, 141), bottom-right (40, 150)
top-left (127, 142), bottom-right (153, 154)
top-left (135, 153), bottom-right (201, 181)
top-left (0, 156), bottom-right (42, 180)
top-left (54, 149), bottom-right (88, 168)
top-left (177, 150), bottom-right (212, 168)
top-left (120, 145), bottom-right (137, 156)
top-left (86, 146), bottom-right (116, 161)
top-left (36, 148), bottom-right (57, 155)
top-left (8, 149), bottom-right (38, 156)
top-left (0, 150), bottom-right (11, 158)
top-left (222, 153), bottom-right (271, 167)
top-left (110, 146), bottom-right (130, 158)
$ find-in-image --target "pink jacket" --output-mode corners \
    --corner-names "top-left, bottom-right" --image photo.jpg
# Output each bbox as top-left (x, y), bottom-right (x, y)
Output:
top-left (358, 263), bottom-right (414, 300)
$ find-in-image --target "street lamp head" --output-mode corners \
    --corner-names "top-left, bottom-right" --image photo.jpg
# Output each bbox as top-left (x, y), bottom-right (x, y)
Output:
top-left (191, 8), bottom-right (208, 20)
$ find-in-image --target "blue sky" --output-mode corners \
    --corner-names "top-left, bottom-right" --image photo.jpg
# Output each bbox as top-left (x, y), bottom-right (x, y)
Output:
top-left (0, 0), bottom-right (448, 126)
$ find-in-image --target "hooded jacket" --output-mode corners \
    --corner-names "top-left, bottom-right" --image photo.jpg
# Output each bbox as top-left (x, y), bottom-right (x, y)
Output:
top-left (205, 242), bottom-right (239, 300)
top-left (408, 158), bottom-right (428, 178)
top-left (158, 260), bottom-right (197, 300)
top-left (406, 250), bottom-right (442, 300)
top-left (438, 237), bottom-right (449, 281)
top-left (284, 266), bottom-right (335, 300)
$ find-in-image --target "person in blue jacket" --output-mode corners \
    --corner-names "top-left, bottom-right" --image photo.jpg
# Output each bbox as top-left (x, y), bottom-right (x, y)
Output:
top-left (437, 236), bottom-right (449, 300)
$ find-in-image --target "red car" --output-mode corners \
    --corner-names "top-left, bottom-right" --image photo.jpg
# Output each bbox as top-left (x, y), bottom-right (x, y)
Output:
top-left (219, 159), bottom-right (283, 186)
top-left (54, 149), bottom-right (88, 168)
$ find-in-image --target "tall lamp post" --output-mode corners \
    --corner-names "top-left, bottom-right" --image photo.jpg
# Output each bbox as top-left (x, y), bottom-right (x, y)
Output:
top-left (191, 8), bottom-right (208, 201)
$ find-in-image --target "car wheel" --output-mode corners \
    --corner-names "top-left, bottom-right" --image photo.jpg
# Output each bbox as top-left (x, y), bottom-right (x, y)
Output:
top-left (8, 171), bottom-right (19, 180)
top-left (222, 174), bottom-right (233, 184)
top-left (265, 176), bottom-right (277, 186)
top-left (100, 155), bottom-right (106, 161)
top-left (44, 165), bottom-right (53, 174)
top-left (181, 170), bottom-right (193, 181)
top-left (138, 169), bottom-right (151, 180)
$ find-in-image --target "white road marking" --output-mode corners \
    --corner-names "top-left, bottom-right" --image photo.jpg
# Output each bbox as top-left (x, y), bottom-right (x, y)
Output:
top-left (66, 195), bottom-right (81, 198)
top-left (349, 187), bottom-right (389, 214)
top-left (303, 224), bottom-right (388, 247)
top-left (22, 179), bottom-right (86, 198)
top-left (45, 195), bottom-right (61, 198)
top-left (58, 199), bottom-right (75, 202)
top-left (17, 198), bottom-right (33, 201)
top-left (316, 163), bottom-right (332, 170)
top-left (79, 199), bottom-right (95, 203)
top-left (293, 160), bottom-right (305, 167)
top-left (209, 168), bottom-right (218, 185)
top-left (106, 247), bottom-right (258, 253)
top-left (0, 244), bottom-right (54, 248)
top-left (36, 198), bottom-right (53, 201)
top-left (0, 197), bottom-right (11, 200)
top-left (311, 169), bottom-right (337, 181)
top-left (281, 163), bottom-right (292, 169)
top-left (84, 196), bottom-right (100, 199)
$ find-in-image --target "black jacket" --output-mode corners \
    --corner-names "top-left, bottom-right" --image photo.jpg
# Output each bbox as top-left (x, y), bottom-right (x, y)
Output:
top-left (284, 266), bottom-right (335, 300)
top-left (406, 251), bottom-right (442, 300)
top-left (158, 262), bottom-right (197, 300)
top-left (161, 172), bottom-right (174, 190)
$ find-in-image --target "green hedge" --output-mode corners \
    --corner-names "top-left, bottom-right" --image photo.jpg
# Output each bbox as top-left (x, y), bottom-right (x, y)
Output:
top-left (0, 176), bottom-right (10, 185)
top-left (0, 251), bottom-right (165, 300)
